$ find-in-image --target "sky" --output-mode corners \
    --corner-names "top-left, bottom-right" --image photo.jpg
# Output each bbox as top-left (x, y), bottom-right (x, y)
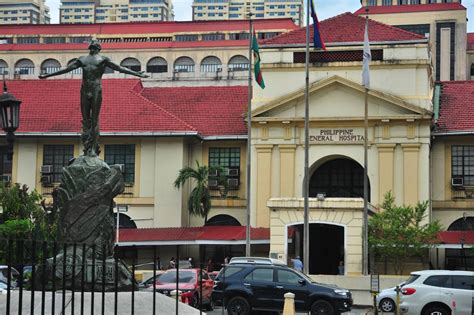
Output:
top-left (45, 0), bottom-right (474, 32)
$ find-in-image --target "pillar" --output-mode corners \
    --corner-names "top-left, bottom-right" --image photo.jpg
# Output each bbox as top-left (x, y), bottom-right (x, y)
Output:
top-left (256, 144), bottom-right (273, 227)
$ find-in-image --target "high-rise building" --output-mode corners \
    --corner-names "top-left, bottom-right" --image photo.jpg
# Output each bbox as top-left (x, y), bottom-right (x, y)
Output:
top-left (0, 0), bottom-right (50, 24)
top-left (60, 0), bottom-right (173, 24)
top-left (192, 0), bottom-right (303, 26)
top-left (357, 0), bottom-right (467, 81)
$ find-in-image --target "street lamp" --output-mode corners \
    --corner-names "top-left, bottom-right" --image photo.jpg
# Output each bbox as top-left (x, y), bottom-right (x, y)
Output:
top-left (0, 81), bottom-right (21, 160)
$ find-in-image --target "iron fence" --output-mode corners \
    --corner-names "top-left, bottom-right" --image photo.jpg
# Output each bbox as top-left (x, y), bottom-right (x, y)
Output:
top-left (0, 239), bottom-right (218, 315)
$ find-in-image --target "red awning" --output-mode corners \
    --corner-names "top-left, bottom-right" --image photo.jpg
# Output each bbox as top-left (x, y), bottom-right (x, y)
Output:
top-left (438, 231), bottom-right (474, 244)
top-left (118, 226), bottom-right (270, 246)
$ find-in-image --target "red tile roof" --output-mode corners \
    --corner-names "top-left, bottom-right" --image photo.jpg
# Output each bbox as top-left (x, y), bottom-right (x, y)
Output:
top-left (7, 79), bottom-right (247, 137)
top-left (436, 81), bottom-right (474, 133)
top-left (141, 86), bottom-right (248, 137)
top-left (0, 40), bottom-right (250, 52)
top-left (263, 13), bottom-right (424, 46)
top-left (119, 226), bottom-right (270, 243)
top-left (467, 33), bottom-right (474, 51)
top-left (0, 19), bottom-right (297, 36)
top-left (354, 3), bottom-right (465, 15)
top-left (438, 231), bottom-right (474, 245)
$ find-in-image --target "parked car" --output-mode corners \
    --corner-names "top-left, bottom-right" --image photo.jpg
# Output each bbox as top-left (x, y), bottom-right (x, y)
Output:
top-left (208, 271), bottom-right (220, 281)
top-left (375, 281), bottom-right (407, 312)
top-left (399, 270), bottom-right (474, 315)
top-left (138, 270), bottom-right (165, 289)
top-left (0, 265), bottom-right (19, 287)
top-left (212, 257), bottom-right (352, 315)
top-left (148, 268), bottom-right (214, 310)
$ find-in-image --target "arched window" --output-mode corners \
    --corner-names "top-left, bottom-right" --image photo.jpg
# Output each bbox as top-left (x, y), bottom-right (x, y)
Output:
top-left (200, 56), bottom-right (222, 73)
top-left (67, 59), bottom-right (83, 75)
top-left (0, 59), bottom-right (8, 74)
top-left (309, 158), bottom-right (370, 200)
top-left (14, 59), bottom-right (35, 75)
top-left (174, 56), bottom-right (195, 73)
top-left (120, 58), bottom-right (141, 72)
top-left (113, 213), bottom-right (137, 229)
top-left (205, 214), bottom-right (241, 226)
top-left (448, 217), bottom-right (474, 231)
top-left (228, 55), bottom-right (249, 72)
top-left (41, 59), bottom-right (61, 74)
top-left (147, 57), bottom-right (167, 73)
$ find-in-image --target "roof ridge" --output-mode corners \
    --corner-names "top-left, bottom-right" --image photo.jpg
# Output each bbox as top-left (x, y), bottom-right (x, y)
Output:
top-left (129, 81), bottom-right (198, 132)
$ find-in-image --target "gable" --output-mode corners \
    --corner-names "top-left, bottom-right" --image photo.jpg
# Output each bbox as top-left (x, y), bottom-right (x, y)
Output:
top-left (253, 76), bottom-right (431, 121)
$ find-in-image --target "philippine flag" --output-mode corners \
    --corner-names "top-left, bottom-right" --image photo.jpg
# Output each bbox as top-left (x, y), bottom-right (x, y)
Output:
top-left (310, 0), bottom-right (326, 50)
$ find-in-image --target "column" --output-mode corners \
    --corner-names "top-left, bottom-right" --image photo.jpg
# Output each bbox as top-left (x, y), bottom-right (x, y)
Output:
top-left (256, 144), bottom-right (273, 227)
top-left (377, 144), bottom-right (395, 204)
top-left (402, 144), bottom-right (421, 205)
top-left (279, 144), bottom-right (296, 197)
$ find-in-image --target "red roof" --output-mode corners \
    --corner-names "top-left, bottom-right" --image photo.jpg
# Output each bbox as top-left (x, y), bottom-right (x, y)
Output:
top-left (119, 226), bottom-right (270, 244)
top-left (354, 3), bottom-right (465, 15)
top-left (438, 231), bottom-right (474, 245)
top-left (263, 13), bottom-right (424, 46)
top-left (8, 79), bottom-right (247, 137)
top-left (436, 81), bottom-right (474, 133)
top-left (142, 86), bottom-right (247, 137)
top-left (0, 40), bottom-right (251, 52)
top-left (0, 18), bottom-right (297, 36)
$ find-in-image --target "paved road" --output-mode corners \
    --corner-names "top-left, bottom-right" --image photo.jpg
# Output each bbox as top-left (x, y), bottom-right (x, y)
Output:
top-left (206, 306), bottom-right (374, 315)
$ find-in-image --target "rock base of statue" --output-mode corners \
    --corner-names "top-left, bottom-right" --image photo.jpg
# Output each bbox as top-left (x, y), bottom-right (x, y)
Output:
top-left (35, 154), bottom-right (134, 291)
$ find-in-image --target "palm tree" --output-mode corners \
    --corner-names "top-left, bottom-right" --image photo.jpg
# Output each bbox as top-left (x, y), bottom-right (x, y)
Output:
top-left (174, 161), bottom-right (225, 224)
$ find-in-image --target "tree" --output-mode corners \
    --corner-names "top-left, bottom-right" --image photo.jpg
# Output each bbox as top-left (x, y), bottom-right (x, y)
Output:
top-left (368, 192), bottom-right (442, 274)
top-left (174, 161), bottom-right (226, 224)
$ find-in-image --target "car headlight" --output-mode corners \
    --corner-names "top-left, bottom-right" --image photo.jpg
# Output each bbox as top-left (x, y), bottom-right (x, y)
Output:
top-left (334, 289), bottom-right (349, 296)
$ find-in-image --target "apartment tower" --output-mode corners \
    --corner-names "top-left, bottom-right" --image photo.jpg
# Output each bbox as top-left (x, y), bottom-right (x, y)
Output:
top-left (0, 0), bottom-right (50, 24)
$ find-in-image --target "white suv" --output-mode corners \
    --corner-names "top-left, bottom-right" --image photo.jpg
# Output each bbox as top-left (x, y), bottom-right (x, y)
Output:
top-left (399, 270), bottom-right (474, 315)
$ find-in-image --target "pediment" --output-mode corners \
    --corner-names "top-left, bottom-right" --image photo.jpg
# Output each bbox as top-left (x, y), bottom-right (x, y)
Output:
top-left (252, 75), bottom-right (431, 121)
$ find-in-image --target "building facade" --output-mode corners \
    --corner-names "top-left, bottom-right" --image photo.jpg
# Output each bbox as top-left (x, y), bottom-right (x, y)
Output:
top-left (0, 0), bottom-right (50, 25)
top-left (356, 0), bottom-right (467, 81)
top-left (59, 0), bottom-right (173, 24)
top-left (192, 0), bottom-right (303, 27)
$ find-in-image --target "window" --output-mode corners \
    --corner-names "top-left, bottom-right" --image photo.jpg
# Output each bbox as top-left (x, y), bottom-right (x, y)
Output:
top-left (423, 275), bottom-right (452, 288)
top-left (43, 145), bottom-right (74, 183)
top-left (452, 146), bottom-right (474, 185)
top-left (17, 37), bottom-right (39, 44)
top-left (395, 24), bottom-right (430, 37)
top-left (452, 276), bottom-right (474, 290)
top-left (44, 37), bottom-right (66, 44)
top-left (104, 144), bottom-right (135, 183)
top-left (175, 35), bottom-right (198, 42)
top-left (0, 147), bottom-right (12, 181)
top-left (382, 0), bottom-right (392, 5)
top-left (244, 268), bottom-right (273, 282)
top-left (209, 147), bottom-right (240, 189)
top-left (367, 0), bottom-right (376, 5)
top-left (277, 270), bottom-right (301, 284)
top-left (202, 33), bottom-right (225, 41)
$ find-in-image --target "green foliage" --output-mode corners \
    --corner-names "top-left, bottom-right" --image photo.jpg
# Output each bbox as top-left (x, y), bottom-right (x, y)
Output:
top-left (0, 183), bottom-right (58, 241)
top-left (174, 161), bottom-right (226, 224)
top-left (369, 191), bottom-right (443, 274)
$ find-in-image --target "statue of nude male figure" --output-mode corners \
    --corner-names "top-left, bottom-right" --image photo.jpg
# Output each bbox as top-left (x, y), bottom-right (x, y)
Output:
top-left (39, 40), bottom-right (149, 156)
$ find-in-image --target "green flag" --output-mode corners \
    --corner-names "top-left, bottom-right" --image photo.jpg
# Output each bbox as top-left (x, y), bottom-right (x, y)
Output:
top-left (252, 31), bottom-right (265, 89)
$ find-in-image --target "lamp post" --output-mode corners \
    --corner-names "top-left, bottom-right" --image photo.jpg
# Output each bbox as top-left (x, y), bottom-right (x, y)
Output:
top-left (0, 81), bottom-right (21, 160)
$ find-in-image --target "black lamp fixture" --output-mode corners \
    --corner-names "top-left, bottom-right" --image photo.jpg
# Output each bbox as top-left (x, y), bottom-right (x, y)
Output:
top-left (0, 80), bottom-right (21, 160)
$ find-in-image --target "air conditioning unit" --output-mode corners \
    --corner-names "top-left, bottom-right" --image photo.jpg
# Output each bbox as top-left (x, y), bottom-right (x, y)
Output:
top-left (41, 165), bottom-right (53, 174)
top-left (208, 179), bottom-right (219, 187)
top-left (451, 177), bottom-right (464, 187)
top-left (41, 175), bottom-right (53, 184)
top-left (208, 168), bottom-right (218, 177)
top-left (1, 175), bottom-right (11, 183)
top-left (227, 168), bottom-right (239, 176)
top-left (227, 178), bottom-right (239, 188)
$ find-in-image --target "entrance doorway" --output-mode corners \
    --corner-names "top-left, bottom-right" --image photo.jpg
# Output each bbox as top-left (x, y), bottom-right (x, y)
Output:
top-left (288, 223), bottom-right (345, 275)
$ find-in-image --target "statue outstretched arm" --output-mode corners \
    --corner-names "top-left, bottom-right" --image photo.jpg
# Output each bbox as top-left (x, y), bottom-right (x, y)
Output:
top-left (39, 59), bottom-right (81, 79)
top-left (105, 59), bottom-right (149, 78)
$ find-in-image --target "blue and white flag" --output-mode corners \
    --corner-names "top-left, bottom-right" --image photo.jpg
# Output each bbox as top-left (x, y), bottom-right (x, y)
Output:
top-left (362, 18), bottom-right (371, 88)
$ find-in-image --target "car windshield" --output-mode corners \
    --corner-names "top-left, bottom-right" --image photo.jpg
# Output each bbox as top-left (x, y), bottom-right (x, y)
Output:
top-left (158, 270), bottom-right (196, 284)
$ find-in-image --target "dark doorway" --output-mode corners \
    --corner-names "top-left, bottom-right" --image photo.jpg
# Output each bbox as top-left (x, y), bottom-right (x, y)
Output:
top-left (289, 223), bottom-right (344, 275)
top-left (113, 213), bottom-right (137, 229)
top-left (310, 158), bottom-right (370, 201)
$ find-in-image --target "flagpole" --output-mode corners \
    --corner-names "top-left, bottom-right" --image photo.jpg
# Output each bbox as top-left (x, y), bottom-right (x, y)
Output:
top-left (303, 0), bottom-right (311, 275)
top-left (362, 6), bottom-right (370, 276)
top-left (246, 12), bottom-right (253, 257)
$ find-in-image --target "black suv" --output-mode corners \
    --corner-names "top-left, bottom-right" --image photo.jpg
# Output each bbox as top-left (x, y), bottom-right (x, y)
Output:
top-left (212, 257), bottom-right (352, 315)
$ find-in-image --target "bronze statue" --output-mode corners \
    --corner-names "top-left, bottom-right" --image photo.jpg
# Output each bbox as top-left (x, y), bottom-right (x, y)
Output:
top-left (39, 40), bottom-right (149, 156)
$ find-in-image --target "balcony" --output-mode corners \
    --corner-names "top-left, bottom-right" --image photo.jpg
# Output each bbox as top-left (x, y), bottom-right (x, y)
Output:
top-left (452, 187), bottom-right (474, 199)
top-left (210, 188), bottom-right (246, 207)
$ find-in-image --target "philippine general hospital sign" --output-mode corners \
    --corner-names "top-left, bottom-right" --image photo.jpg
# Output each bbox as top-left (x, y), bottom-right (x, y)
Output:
top-left (310, 128), bottom-right (366, 143)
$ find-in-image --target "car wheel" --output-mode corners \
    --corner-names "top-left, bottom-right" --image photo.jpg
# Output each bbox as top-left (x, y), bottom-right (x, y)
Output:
top-left (422, 305), bottom-right (451, 315)
top-left (379, 298), bottom-right (396, 312)
top-left (206, 299), bottom-right (215, 311)
top-left (311, 300), bottom-right (334, 315)
top-left (190, 294), bottom-right (199, 308)
top-left (227, 296), bottom-right (251, 315)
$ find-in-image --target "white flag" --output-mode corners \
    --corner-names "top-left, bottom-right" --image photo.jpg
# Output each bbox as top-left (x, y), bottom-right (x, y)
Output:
top-left (362, 18), bottom-right (371, 88)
